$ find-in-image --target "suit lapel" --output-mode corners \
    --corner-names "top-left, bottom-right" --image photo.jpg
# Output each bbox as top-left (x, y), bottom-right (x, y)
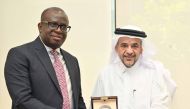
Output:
top-left (32, 37), bottom-right (62, 95)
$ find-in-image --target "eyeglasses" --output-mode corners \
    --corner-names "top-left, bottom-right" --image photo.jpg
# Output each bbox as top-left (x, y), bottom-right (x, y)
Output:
top-left (41, 21), bottom-right (71, 32)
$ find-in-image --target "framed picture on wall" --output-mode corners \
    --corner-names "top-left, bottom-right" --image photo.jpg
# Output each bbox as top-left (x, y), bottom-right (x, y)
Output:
top-left (91, 96), bottom-right (118, 109)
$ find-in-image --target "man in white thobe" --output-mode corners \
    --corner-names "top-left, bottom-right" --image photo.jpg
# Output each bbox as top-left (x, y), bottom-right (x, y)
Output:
top-left (92, 25), bottom-right (176, 109)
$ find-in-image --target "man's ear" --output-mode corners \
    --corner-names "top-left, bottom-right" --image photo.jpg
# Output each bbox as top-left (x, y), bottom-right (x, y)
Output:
top-left (115, 44), bottom-right (118, 52)
top-left (38, 22), bottom-right (42, 32)
top-left (141, 47), bottom-right (143, 54)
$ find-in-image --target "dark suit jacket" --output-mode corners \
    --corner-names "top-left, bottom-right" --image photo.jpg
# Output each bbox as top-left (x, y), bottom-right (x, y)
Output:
top-left (4, 37), bottom-right (86, 109)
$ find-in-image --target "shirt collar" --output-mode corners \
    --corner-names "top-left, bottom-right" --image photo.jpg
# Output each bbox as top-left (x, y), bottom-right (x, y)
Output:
top-left (39, 36), bottom-right (61, 55)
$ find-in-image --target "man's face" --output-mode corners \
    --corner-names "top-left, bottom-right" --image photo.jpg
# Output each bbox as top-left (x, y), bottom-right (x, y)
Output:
top-left (115, 36), bottom-right (143, 68)
top-left (38, 10), bottom-right (69, 49)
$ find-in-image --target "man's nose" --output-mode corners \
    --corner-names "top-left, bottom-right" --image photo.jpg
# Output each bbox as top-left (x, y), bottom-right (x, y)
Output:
top-left (125, 47), bottom-right (133, 55)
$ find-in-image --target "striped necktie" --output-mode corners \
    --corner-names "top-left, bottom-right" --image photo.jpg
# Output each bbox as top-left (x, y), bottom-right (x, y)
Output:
top-left (51, 50), bottom-right (70, 109)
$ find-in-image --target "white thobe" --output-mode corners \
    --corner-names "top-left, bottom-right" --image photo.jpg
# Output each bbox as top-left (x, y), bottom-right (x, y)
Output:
top-left (92, 61), bottom-right (169, 109)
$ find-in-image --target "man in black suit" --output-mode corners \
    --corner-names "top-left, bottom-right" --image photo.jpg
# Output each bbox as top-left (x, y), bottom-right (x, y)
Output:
top-left (4, 7), bottom-right (86, 109)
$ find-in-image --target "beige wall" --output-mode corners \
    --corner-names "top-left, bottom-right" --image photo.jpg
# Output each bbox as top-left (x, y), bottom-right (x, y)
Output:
top-left (0, 0), bottom-right (189, 109)
top-left (0, 0), bottom-right (112, 108)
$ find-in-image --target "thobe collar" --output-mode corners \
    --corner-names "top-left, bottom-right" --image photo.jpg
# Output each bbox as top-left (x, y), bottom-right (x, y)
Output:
top-left (115, 56), bottom-right (142, 75)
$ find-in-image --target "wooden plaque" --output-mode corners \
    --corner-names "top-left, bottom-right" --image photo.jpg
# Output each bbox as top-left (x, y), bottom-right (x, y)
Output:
top-left (91, 96), bottom-right (118, 109)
